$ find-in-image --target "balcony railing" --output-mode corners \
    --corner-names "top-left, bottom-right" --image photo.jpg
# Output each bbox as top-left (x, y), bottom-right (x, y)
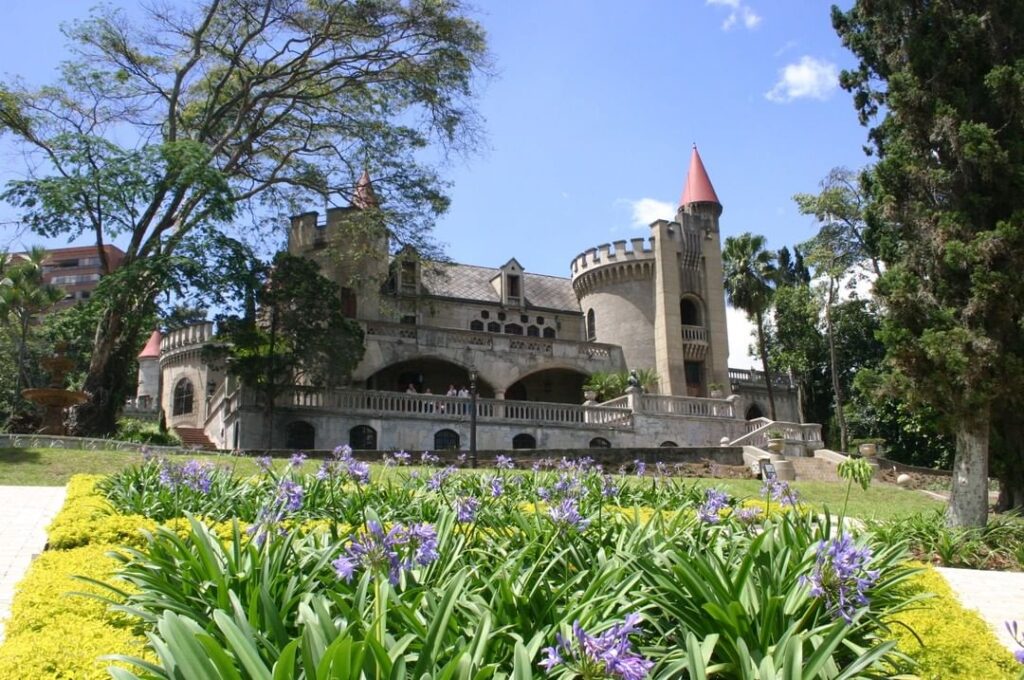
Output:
top-left (728, 367), bottom-right (795, 388)
top-left (640, 394), bottom-right (734, 419)
top-left (264, 387), bottom-right (634, 429)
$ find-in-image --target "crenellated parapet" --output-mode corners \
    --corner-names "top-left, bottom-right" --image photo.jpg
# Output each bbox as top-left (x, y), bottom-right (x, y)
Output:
top-left (570, 237), bottom-right (656, 297)
top-left (159, 322), bottom-right (215, 366)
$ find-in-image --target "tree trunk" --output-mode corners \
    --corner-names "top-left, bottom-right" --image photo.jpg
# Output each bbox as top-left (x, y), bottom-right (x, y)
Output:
top-left (71, 304), bottom-right (145, 436)
top-left (824, 284), bottom-right (848, 451)
top-left (946, 406), bottom-right (991, 528)
top-left (754, 311), bottom-right (777, 420)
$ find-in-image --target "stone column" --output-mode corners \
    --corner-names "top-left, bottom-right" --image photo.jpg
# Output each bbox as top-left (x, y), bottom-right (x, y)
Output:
top-left (651, 220), bottom-right (687, 395)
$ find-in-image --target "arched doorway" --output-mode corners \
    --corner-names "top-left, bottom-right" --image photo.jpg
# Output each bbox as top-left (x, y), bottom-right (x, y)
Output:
top-left (434, 429), bottom-right (460, 450)
top-left (504, 367), bottom-right (588, 404)
top-left (745, 403), bottom-right (765, 420)
top-left (512, 433), bottom-right (536, 449)
top-left (286, 421), bottom-right (315, 450)
top-left (349, 425), bottom-right (377, 450)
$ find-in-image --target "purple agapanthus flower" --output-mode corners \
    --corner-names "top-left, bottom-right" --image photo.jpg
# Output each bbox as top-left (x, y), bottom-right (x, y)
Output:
top-left (427, 466), bottom-right (456, 491)
top-left (334, 520), bottom-right (439, 584)
top-left (421, 451), bottom-right (440, 465)
top-left (697, 488), bottom-right (730, 524)
top-left (347, 459), bottom-right (371, 485)
top-left (805, 533), bottom-right (880, 623)
top-left (601, 475), bottom-right (620, 498)
top-left (489, 476), bottom-right (504, 498)
top-left (495, 455), bottom-right (515, 470)
top-left (255, 456), bottom-right (273, 473)
top-left (276, 479), bottom-right (304, 512)
top-left (289, 452), bottom-right (307, 468)
top-left (316, 461), bottom-right (334, 480)
top-left (333, 444), bottom-right (353, 460)
top-left (549, 498), bottom-right (590, 532)
top-left (761, 479), bottom-right (800, 506)
top-left (540, 614), bottom-right (653, 680)
top-left (633, 459), bottom-right (646, 477)
top-left (393, 450), bottom-right (411, 465)
top-left (1005, 621), bottom-right (1024, 664)
top-left (736, 506), bottom-right (763, 524)
top-left (454, 496), bottom-right (479, 523)
top-left (181, 460), bottom-right (214, 493)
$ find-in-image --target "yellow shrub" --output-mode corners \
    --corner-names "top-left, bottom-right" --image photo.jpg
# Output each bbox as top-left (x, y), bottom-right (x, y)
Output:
top-left (0, 544), bottom-right (151, 680)
top-left (887, 565), bottom-right (1018, 679)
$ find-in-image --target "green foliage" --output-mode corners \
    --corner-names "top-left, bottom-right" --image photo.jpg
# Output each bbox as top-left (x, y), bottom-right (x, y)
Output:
top-left (834, 1), bottom-right (1024, 524)
top-left (115, 418), bottom-right (181, 446)
top-left (582, 368), bottom-right (658, 401)
top-left (869, 510), bottom-right (1024, 571)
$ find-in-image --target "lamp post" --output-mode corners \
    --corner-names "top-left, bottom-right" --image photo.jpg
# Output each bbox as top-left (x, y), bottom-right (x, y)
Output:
top-left (469, 369), bottom-right (478, 468)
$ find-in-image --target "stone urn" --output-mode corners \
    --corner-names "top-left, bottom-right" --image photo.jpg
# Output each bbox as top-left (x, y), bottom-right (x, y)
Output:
top-left (766, 437), bottom-right (785, 454)
top-left (583, 389), bottom-right (598, 403)
top-left (858, 442), bottom-right (878, 457)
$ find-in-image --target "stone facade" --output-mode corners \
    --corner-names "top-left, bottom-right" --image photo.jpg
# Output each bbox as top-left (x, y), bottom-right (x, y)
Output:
top-left (139, 149), bottom-right (806, 452)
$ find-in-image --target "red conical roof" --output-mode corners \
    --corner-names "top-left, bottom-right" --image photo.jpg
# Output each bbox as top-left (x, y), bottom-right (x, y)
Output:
top-left (680, 145), bottom-right (720, 207)
top-left (138, 329), bottom-right (162, 359)
top-left (352, 170), bottom-right (379, 209)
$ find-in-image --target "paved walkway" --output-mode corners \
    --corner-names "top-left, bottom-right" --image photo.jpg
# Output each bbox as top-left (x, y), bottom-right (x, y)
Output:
top-left (937, 566), bottom-right (1024, 656)
top-left (0, 486), bottom-right (66, 644)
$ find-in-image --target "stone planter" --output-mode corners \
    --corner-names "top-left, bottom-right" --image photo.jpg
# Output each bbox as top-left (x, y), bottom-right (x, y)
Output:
top-left (766, 438), bottom-right (785, 454)
top-left (858, 442), bottom-right (878, 457)
top-left (583, 389), bottom-right (598, 403)
top-left (709, 389), bottom-right (723, 399)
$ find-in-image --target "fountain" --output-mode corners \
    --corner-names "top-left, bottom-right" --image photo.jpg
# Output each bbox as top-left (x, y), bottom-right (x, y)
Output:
top-left (21, 345), bottom-right (88, 435)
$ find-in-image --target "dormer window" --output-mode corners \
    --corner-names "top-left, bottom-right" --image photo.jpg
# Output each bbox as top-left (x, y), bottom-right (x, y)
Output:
top-left (506, 275), bottom-right (521, 304)
top-left (492, 258), bottom-right (526, 307)
top-left (400, 261), bottom-right (417, 293)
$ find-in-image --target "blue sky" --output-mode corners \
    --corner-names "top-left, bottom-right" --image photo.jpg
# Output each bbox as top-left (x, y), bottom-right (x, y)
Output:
top-left (0, 1), bottom-right (871, 367)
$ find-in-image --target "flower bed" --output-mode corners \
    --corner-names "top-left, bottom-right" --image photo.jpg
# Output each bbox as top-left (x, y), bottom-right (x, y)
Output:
top-left (0, 452), bottom-right (1018, 678)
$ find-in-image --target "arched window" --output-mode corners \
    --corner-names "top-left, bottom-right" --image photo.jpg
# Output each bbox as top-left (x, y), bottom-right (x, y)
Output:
top-left (487, 321), bottom-right (501, 333)
top-left (340, 287), bottom-right (358, 318)
top-left (745, 404), bottom-right (765, 420)
top-left (470, 320), bottom-right (484, 331)
top-left (286, 421), bottom-right (315, 450)
top-left (659, 441), bottom-right (678, 448)
top-left (542, 327), bottom-right (556, 339)
top-left (172, 378), bottom-right (194, 416)
top-left (526, 325), bottom-right (540, 337)
top-left (434, 429), bottom-right (460, 450)
top-left (349, 425), bottom-right (378, 450)
top-left (586, 309), bottom-right (596, 341)
top-left (504, 323), bottom-right (523, 335)
top-left (680, 298), bottom-right (701, 326)
top-left (589, 437), bottom-right (611, 448)
top-left (512, 433), bottom-right (536, 449)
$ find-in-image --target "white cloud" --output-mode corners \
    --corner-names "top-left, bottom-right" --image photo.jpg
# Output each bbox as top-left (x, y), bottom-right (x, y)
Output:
top-left (620, 197), bottom-right (675, 229)
top-left (707, 0), bottom-right (761, 31)
top-left (765, 56), bottom-right (838, 103)
top-left (726, 305), bottom-right (759, 370)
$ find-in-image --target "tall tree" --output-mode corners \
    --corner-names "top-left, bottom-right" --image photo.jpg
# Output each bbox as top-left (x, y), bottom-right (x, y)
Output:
top-left (207, 252), bottom-right (365, 448)
top-left (723, 232), bottom-right (779, 419)
top-left (0, 0), bottom-right (489, 435)
top-left (834, 1), bottom-right (1024, 525)
top-left (796, 168), bottom-right (875, 453)
top-left (0, 248), bottom-right (64, 392)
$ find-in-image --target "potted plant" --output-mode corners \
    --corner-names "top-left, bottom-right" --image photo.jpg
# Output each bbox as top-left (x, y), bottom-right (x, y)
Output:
top-left (857, 438), bottom-right (883, 457)
top-left (766, 428), bottom-right (785, 453)
top-left (708, 382), bottom-right (724, 399)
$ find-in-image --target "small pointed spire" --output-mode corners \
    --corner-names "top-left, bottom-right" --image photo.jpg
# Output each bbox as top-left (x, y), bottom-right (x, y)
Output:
top-left (679, 145), bottom-right (721, 207)
top-left (352, 169), bottom-right (379, 209)
top-left (138, 329), bottom-right (162, 359)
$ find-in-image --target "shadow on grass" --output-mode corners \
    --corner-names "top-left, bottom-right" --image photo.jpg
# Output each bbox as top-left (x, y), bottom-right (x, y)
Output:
top-left (0, 448), bottom-right (42, 464)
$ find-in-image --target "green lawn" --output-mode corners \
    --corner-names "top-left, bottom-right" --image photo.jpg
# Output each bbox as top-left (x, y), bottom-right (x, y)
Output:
top-left (0, 446), bottom-right (945, 520)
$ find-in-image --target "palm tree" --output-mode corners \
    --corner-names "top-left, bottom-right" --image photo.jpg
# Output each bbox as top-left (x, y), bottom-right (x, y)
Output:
top-left (0, 247), bottom-right (64, 392)
top-left (723, 233), bottom-right (778, 420)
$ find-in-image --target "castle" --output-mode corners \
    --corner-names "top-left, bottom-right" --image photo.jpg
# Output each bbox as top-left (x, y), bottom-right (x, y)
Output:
top-left (136, 147), bottom-right (816, 453)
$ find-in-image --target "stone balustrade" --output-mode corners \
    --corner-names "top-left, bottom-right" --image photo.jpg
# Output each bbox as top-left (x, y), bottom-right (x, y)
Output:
top-left (727, 367), bottom-right (795, 388)
top-left (160, 322), bottom-right (215, 354)
top-left (640, 394), bottom-right (735, 419)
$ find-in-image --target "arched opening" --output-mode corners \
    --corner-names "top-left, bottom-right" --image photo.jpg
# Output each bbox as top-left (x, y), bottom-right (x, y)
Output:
top-left (286, 421), bottom-right (315, 450)
top-left (349, 425), bottom-right (377, 450)
top-left (434, 429), bottom-right (460, 450)
top-left (504, 367), bottom-right (588, 404)
top-left (745, 404), bottom-right (765, 420)
top-left (526, 325), bottom-right (540, 337)
top-left (542, 327), bottom-right (556, 339)
top-left (589, 437), bottom-right (611, 448)
top-left (487, 321), bottom-right (501, 333)
top-left (586, 309), bottom-right (596, 341)
top-left (512, 433), bottom-right (536, 449)
top-left (659, 441), bottom-right (678, 448)
top-left (504, 323), bottom-right (523, 335)
top-left (470, 320), bottom-right (484, 331)
top-left (172, 378), bottom-right (194, 416)
top-left (366, 358), bottom-right (494, 397)
top-left (680, 298), bottom-right (701, 326)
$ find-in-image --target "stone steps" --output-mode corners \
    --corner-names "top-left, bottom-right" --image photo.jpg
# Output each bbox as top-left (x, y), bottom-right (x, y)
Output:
top-left (173, 427), bottom-right (216, 450)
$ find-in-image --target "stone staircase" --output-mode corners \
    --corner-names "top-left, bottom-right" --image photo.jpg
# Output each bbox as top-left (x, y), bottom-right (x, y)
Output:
top-left (173, 427), bottom-right (216, 450)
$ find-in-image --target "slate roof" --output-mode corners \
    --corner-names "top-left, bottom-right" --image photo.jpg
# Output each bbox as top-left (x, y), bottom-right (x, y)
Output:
top-left (420, 262), bottom-right (580, 313)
